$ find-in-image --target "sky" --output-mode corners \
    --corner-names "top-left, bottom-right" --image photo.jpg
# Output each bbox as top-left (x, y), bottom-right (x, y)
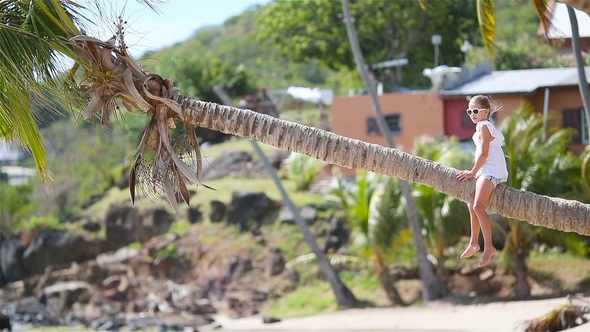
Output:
top-left (84, 0), bottom-right (270, 57)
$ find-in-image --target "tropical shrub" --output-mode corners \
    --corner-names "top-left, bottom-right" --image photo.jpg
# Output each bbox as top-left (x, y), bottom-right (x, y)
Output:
top-left (284, 153), bottom-right (323, 191)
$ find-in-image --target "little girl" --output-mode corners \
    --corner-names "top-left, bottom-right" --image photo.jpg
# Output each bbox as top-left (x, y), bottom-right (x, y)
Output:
top-left (456, 95), bottom-right (508, 267)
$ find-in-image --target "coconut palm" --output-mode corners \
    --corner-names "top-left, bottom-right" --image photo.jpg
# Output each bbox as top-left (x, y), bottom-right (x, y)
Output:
top-left (330, 171), bottom-right (406, 305)
top-left (498, 105), bottom-right (587, 298)
top-left (1, 0), bottom-right (590, 236)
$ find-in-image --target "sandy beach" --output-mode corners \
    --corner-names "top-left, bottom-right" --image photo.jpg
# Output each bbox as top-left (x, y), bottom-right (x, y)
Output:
top-left (201, 296), bottom-right (590, 332)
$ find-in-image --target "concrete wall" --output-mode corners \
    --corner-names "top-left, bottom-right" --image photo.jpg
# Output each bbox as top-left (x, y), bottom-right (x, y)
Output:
top-left (332, 91), bottom-right (444, 153)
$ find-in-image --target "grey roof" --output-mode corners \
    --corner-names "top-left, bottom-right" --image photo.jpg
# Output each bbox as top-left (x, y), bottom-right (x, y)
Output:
top-left (440, 67), bottom-right (590, 97)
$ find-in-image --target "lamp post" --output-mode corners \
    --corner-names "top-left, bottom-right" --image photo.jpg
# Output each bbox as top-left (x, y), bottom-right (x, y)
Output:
top-left (461, 40), bottom-right (473, 66)
top-left (431, 35), bottom-right (442, 67)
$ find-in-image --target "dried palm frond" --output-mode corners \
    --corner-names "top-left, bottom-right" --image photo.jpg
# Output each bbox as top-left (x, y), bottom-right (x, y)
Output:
top-left (68, 18), bottom-right (212, 211)
top-left (520, 296), bottom-right (589, 332)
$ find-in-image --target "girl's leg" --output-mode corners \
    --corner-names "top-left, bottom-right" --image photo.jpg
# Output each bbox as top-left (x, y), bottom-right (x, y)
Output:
top-left (460, 203), bottom-right (481, 258)
top-left (472, 177), bottom-right (497, 267)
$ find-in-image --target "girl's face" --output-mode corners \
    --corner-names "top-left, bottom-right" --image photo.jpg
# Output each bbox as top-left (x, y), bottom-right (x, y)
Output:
top-left (466, 102), bottom-right (489, 123)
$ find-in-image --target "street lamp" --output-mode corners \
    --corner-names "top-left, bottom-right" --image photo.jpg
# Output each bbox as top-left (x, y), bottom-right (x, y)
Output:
top-left (461, 40), bottom-right (473, 66)
top-left (431, 34), bottom-right (442, 67)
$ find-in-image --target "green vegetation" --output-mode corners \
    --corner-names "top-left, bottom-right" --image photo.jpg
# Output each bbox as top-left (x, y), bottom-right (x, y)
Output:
top-left (284, 153), bottom-right (323, 191)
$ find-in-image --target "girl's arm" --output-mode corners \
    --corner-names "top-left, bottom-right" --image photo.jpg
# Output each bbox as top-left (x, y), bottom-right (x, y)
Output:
top-left (457, 125), bottom-right (493, 181)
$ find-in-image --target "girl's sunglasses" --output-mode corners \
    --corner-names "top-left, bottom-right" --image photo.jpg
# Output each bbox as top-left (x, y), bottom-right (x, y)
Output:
top-left (466, 108), bottom-right (487, 115)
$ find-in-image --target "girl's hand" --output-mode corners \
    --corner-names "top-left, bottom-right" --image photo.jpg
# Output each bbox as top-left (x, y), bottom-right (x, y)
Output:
top-left (457, 170), bottom-right (475, 182)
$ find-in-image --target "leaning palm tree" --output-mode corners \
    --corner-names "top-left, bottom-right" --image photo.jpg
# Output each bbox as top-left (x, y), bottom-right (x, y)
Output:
top-left (1, 1), bottom-right (590, 236)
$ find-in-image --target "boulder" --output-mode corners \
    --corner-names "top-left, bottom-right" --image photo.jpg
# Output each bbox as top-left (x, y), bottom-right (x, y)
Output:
top-left (0, 235), bottom-right (27, 285)
top-left (19, 231), bottom-right (102, 280)
top-left (105, 205), bottom-right (141, 249)
top-left (278, 205), bottom-right (318, 225)
top-left (202, 151), bottom-right (269, 180)
top-left (140, 208), bottom-right (173, 242)
top-left (209, 200), bottom-right (226, 223)
top-left (227, 191), bottom-right (278, 231)
top-left (2, 297), bottom-right (60, 327)
top-left (185, 206), bottom-right (203, 224)
top-left (264, 247), bottom-right (285, 277)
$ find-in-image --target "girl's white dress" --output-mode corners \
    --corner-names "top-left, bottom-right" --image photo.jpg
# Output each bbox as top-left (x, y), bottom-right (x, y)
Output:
top-left (473, 120), bottom-right (509, 182)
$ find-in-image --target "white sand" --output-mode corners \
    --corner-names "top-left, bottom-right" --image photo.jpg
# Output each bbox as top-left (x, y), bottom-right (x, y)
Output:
top-left (202, 296), bottom-right (590, 332)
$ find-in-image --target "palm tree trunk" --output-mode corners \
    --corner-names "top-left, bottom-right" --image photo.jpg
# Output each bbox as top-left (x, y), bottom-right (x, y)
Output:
top-left (513, 248), bottom-right (531, 299)
top-left (173, 95), bottom-right (590, 236)
top-left (340, 0), bottom-right (443, 302)
top-left (566, 4), bottom-right (590, 134)
top-left (213, 86), bottom-right (358, 307)
top-left (374, 253), bottom-right (406, 306)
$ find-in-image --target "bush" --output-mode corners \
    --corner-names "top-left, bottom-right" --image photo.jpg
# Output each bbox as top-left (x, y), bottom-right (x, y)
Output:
top-left (284, 153), bottom-right (323, 191)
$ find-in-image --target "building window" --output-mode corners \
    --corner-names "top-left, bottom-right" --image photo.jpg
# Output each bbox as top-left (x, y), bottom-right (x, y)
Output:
top-left (367, 114), bottom-right (401, 136)
top-left (563, 107), bottom-right (589, 144)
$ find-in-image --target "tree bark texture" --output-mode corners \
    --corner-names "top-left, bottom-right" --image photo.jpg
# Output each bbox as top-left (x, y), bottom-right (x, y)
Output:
top-left (174, 97), bottom-right (590, 236)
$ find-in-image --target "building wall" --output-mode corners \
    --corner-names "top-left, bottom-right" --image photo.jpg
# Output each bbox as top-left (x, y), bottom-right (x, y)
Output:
top-left (331, 91), bottom-right (444, 175)
top-left (529, 87), bottom-right (589, 155)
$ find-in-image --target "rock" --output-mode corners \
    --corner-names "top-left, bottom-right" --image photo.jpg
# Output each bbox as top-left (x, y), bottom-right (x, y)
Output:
top-left (140, 208), bottom-right (173, 242)
top-left (96, 247), bottom-right (140, 266)
top-left (278, 205), bottom-right (317, 225)
top-left (264, 247), bottom-right (285, 277)
top-left (209, 201), bottom-right (226, 223)
top-left (76, 261), bottom-right (109, 285)
top-left (0, 235), bottom-right (27, 286)
top-left (203, 151), bottom-right (269, 181)
top-left (21, 231), bottom-right (101, 279)
top-left (82, 220), bottom-right (101, 233)
top-left (3, 297), bottom-right (60, 327)
top-left (37, 281), bottom-right (92, 317)
top-left (323, 217), bottom-right (349, 253)
top-left (81, 194), bottom-right (103, 209)
top-left (105, 205), bottom-right (141, 249)
top-left (186, 206), bottom-right (203, 224)
top-left (265, 149), bottom-right (290, 169)
top-left (263, 316), bottom-right (281, 324)
top-left (0, 312), bottom-right (10, 331)
top-left (479, 269), bottom-right (494, 281)
top-left (227, 191), bottom-right (278, 232)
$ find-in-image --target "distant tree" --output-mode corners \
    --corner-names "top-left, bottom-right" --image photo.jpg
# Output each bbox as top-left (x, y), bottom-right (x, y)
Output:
top-left (150, 54), bottom-right (257, 104)
top-left (256, 0), bottom-right (481, 89)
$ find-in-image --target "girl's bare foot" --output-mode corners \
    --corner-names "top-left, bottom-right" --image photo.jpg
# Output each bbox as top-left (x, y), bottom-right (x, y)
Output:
top-left (460, 245), bottom-right (480, 259)
top-left (478, 247), bottom-right (497, 267)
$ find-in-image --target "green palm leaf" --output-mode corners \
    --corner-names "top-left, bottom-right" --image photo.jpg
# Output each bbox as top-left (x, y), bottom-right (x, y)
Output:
top-left (476, 0), bottom-right (496, 59)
